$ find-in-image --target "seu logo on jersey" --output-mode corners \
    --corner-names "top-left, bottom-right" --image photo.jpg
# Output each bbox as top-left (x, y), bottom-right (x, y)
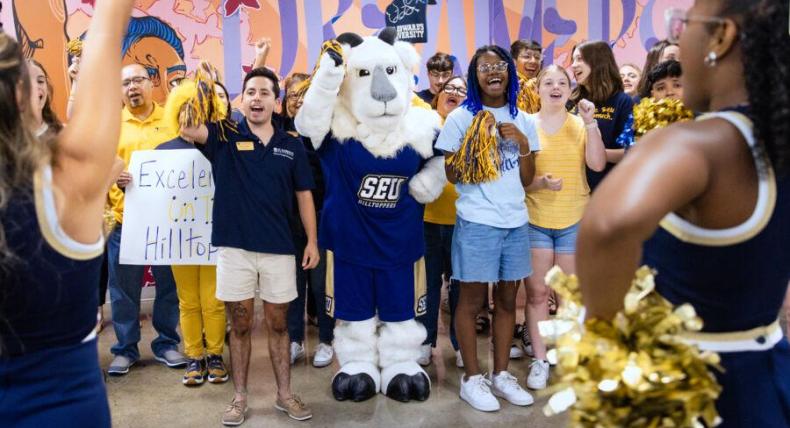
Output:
top-left (357, 174), bottom-right (407, 208)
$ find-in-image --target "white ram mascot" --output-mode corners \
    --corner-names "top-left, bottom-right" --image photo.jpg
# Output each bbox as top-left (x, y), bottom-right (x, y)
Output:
top-left (295, 28), bottom-right (445, 403)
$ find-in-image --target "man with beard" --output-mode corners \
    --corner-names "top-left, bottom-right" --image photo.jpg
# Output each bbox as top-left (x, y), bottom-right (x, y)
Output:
top-left (106, 63), bottom-right (187, 376)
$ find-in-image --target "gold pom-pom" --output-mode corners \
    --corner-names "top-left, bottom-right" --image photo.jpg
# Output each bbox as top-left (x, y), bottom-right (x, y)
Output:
top-left (164, 61), bottom-right (227, 133)
top-left (66, 39), bottom-right (83, 57)
top-left (517, 73), bottom-right (541, 114)
top-left (290, 40), bottom-right (344, 106)
top-left (633, 97), bottom-right (694, 139)
top-left (446, 111), bottom-right (501, 184)
top-left (539, 266), bottom-right (722, 428)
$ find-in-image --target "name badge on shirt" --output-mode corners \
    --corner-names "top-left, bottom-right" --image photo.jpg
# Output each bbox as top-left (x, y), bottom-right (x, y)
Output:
top-left (236, 141), bottom-right (255, 151)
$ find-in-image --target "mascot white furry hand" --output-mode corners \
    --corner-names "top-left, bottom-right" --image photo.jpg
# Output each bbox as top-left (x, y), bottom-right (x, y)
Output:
top-left (295, 28), bottom-right (445, 403)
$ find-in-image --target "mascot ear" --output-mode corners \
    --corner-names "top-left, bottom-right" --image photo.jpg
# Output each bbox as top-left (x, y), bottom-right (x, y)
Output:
top-left (378, 27), bottom-right (397, 45)
top-left (393, 41), bottom-right (420, 72)
top-left (336, 32), bottom-right (363, 48)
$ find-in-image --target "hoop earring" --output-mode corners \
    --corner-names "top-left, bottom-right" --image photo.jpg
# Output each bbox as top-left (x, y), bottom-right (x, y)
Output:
top-left (704, 51), bottom-right (718, 67)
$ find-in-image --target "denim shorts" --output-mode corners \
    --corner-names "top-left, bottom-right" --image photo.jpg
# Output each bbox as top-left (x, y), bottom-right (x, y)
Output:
top-left (528, 222), bottom-right (580, 254)
top-left (451, 218), bottom-right (532, 283)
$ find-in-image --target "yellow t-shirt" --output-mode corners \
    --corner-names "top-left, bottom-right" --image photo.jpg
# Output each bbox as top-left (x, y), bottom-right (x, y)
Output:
top-left (526, 113), bottom-right (590, 229)
top-left (424, 182), bottom-right (458, 225)
top-left (108, 104), bottom-right (175, 224)
top-left (423, 114), bottom-right (458, 225)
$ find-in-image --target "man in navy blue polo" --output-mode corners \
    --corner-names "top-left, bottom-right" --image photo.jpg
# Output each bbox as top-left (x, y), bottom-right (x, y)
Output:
top-left (182, 68), bottom-right (318, 425)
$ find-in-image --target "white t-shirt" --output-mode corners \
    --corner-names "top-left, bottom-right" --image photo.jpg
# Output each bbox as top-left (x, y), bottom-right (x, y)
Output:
top-left (435, 104), bottom-right (540, 228)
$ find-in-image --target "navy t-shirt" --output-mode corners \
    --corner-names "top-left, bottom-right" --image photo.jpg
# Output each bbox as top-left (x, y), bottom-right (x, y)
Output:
top-left (197, 119), bottom-right (314, 254)
top-left (156, 136), bottom-right (195, 150)
top-left (415, 88), bottom-right (436, 105)
top-left (585, 91), bottom-right (634, 190)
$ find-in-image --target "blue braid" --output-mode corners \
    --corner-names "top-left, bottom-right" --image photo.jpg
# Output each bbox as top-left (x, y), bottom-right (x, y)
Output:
top-left (461, 45), bottom-right (520, 118)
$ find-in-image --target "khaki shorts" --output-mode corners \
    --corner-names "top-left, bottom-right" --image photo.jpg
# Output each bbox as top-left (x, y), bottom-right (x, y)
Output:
top-left (216, 247), bottom-right (297, 303)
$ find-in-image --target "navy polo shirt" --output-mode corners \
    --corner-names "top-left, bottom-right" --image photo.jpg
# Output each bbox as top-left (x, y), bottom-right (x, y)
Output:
top-left (197, 119), bottom-right (314, 255)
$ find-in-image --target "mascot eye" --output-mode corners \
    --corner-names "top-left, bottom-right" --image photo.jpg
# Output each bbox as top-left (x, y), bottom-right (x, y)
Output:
top-left (358, 69), bottom-right (370, 77)
top-left (386, 66), bottom-right (396, 75)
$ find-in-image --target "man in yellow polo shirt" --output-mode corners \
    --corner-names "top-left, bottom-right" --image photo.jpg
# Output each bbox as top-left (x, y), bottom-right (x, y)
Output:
top-left (107, 64), bottom-right (186, 375)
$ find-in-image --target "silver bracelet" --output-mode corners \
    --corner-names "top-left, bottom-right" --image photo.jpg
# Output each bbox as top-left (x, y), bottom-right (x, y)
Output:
top-left (585, 120), bottom-right (598, 129)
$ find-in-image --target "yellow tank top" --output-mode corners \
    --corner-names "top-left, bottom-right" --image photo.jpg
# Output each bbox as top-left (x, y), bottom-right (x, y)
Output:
top-left (526, 113), bottom-right (590, 229)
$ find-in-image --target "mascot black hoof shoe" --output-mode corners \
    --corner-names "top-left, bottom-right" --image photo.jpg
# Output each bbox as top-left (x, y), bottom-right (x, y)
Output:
top-left (332, 372), bottom-right (377, 402)
top-left (384, 372), bottom-right (431, 402)
top-left (381, 359), bottom-right (431, 403)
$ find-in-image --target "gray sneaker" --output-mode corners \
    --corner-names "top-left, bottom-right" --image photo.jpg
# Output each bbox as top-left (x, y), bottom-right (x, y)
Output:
top-left (155, 349), bottom-right (188, 368)
top-left (108, 355), bottom-right (136, 376)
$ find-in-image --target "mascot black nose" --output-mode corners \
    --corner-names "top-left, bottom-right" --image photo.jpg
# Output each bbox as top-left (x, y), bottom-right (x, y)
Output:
top-left (371, 66), bottom-right (397, 103)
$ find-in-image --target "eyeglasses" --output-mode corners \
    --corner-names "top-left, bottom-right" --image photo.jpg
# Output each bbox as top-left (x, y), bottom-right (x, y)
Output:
top-left (477, 61), bottom-right (508, 74)
top-left (122, 76), bottom-right (150, 88)
top-left (664, 8), bottom-right (727, 44)
top-left (443, 84), bottom-right (467, 96)
top-left (429, 70), bottom-right (453, 79)
top-left (517, 52), bottom-right (542, 62)
top-left (286, 92), bottom-right (302, 100)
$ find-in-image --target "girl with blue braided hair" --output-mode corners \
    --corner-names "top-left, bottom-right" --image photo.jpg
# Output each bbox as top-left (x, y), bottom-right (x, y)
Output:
top-left (435, 45), bottom-right (541, 412)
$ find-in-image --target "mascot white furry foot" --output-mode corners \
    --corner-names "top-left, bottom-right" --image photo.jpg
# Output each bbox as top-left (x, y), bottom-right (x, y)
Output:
top-left (295, 28), bottom-right (445, 403)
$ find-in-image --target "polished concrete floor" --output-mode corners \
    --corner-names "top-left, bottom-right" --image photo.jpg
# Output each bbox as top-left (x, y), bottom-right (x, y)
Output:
top-left (98, 298), bottom-right (566, 428)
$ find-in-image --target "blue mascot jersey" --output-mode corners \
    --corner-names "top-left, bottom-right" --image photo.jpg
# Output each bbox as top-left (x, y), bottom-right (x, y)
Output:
top-left (317, 134), bottom-right (433, 269)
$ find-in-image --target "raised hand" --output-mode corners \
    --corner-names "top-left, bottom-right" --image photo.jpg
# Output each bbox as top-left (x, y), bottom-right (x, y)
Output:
top-left (578, 98), bottom-right (596, 124)
top-left (255, 38), bottom-right (271, 59)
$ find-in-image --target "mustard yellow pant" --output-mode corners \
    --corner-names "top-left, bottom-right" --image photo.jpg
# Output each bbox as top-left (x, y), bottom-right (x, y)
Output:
top-left (172, 265), bottom-right (225, 358)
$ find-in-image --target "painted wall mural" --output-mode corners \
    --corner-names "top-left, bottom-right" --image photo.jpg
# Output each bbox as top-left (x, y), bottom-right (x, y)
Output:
top-left (3, 0), bottom-right (692, 119)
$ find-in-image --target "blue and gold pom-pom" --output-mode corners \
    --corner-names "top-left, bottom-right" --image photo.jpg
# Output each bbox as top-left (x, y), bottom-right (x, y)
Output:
top-left (446, 111), bottom-right (501, 184)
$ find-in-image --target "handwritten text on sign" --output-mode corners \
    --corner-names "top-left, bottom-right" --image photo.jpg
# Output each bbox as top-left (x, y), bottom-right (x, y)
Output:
top-left (120, 150), bottom-right (217, 265)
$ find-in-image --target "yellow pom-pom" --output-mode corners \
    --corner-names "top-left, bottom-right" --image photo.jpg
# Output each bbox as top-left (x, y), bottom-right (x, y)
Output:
top-left (517, 74), bottom-right (541, 114)
top-left (633, 97), bottom-right (694, 139)
top-left (446, 111), bottom-right (501, 184)
top-left (164, 80), bottom-right (200, 133)
top-left (66, 39), bottom-right (83, 57)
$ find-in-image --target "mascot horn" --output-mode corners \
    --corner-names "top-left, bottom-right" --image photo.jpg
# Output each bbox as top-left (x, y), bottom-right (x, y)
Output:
top-left (295, 27), bottom-right (446, 403)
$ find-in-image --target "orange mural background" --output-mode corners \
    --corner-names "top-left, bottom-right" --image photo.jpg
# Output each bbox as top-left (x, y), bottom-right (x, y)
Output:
top-left (3, 0), bottom-right (692, 120)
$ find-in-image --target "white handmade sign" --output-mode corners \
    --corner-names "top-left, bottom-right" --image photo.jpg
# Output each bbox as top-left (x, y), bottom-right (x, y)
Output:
top-left (120, 149), bottom-right (217, 265)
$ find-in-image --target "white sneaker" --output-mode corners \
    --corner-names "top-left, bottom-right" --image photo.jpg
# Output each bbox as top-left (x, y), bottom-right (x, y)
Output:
top-left (459, 374), bottom-right (500, 412)
top-left (312, 343), bottom-right (334, 368)
top-left (455, 350), bottom-right (464, 368)
top-left (527, 359), bottom-right (550, 390)
top-left (509, 344), bottom-right (525, 359)
top-left (490, 371), bottom-right (534, 406)
top-left (289, 342), bottom-right (305, 365)
top-left (417, 344), bottom-right (432, 366)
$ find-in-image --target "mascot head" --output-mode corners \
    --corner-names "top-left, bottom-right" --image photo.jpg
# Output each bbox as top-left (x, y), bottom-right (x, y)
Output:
top-left (334, 28), bottom-right (420, 134)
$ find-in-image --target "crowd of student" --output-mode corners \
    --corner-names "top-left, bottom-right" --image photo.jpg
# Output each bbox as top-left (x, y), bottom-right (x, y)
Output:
top-left (1, 0), bottom-right (789, 427)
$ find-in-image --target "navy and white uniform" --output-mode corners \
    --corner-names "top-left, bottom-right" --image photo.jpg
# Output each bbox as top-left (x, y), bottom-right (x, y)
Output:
top-left (317, 134), bottom-right (433, 322)
top-left (643, 110), bottom-right (790, 428)
top-left (0, 167), bottom-right (110, 427)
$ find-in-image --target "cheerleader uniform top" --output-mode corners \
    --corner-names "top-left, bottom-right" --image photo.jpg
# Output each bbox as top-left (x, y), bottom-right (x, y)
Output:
top-left (0, 166), bottom-right (103, 357)
top-left (642, 109), bottom-right (790, 428)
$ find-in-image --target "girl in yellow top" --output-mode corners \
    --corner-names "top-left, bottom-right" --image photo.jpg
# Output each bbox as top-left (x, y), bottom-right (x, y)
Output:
top-left (521, 65), bottom-right (606, 390)
top-left (416, 76), bottom-right (466, 367)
